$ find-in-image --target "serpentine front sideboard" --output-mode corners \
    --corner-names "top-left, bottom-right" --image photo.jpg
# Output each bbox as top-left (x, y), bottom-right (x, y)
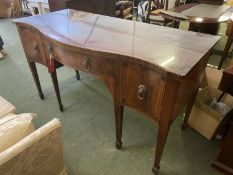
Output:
top-left (13, 9), bottom-right (219, 174)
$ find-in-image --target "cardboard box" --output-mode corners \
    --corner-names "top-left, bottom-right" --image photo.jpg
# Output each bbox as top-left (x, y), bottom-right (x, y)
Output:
top-left (200, 66), bottom-right (222, 89)
top-left (188, 87), bottom-right (233, 140)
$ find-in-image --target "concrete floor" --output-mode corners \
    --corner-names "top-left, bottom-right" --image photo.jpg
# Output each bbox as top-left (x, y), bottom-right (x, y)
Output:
top-left (0, 18), bottom-right (226, 175)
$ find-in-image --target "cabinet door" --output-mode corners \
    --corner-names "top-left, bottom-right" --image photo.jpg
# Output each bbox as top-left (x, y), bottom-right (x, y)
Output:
top-left (122, 63), bottom-right (166, 121)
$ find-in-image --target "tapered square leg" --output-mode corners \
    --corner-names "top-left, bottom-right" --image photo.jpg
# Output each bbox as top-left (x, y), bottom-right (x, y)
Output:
top-left (28, 61), bottom-right (44, 100)
top-left (181, 89), bottom-right (198, 130)
top-left (153, 126), bottom-right (169, 175)
top-left (114, 103), bottom-right (124, 150)
top-left (50, 69), bottom-right (63, 112)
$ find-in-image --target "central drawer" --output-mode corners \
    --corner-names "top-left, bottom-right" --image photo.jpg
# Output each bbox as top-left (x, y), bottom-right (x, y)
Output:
top-left (43, 42), bottom-right (113, 75)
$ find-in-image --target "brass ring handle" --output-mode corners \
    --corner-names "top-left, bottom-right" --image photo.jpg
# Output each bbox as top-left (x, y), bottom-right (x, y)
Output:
top-left (82, 57), bottom-right (91, 71)
top-left (137, 85), bottom-right (147, 100)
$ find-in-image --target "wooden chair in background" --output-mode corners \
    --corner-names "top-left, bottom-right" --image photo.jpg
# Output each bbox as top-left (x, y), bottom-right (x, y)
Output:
top-left (146, 0), bottom-right (181, 26)
top-left (146, 0), bottom-right (168, 24)
top-left (218, 18), bottom-right (233, 70)
top-left (115, 1), bottom-right (133, 20)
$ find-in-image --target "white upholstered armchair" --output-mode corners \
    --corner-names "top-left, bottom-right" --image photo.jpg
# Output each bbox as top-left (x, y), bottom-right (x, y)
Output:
top-left (0, 96), bottom-right (68, 175)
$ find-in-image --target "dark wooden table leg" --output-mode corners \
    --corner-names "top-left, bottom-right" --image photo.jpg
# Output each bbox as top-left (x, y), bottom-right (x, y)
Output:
top-left (113, 61), bottom-right (124, 150)
top-left (114, 103), bottom-right (124, 149)
top-left (218, 38), bottom-right (233, 70)
top-left (153, 125), bottom-right (170, 175)
top-left (152, 78), bottom-right (176, 175)
top-left (50, 69), bottom-right (64, 112)
top-left (75, 70), bottom-right (80, 80)
top-left (181, 89), bottom-right (199, 130)
top-left (152, 102), bottom-right (172, 175)
top-left (28, 61), bottom-right (44, 100)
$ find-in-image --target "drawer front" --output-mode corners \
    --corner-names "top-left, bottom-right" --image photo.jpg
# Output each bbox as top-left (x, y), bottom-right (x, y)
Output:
top-left (20, 27), bottom-right (46, 65)
top-left (44, 42), bottom-right (113, 75)
top-left (122, 63), bottom-right (165, 120)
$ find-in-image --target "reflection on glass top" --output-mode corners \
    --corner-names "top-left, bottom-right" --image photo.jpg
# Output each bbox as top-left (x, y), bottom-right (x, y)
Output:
top-left (14, 9), bottom-right (220, 76)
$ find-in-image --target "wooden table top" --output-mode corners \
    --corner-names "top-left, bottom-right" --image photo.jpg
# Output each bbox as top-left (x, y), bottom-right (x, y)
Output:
top-left (173, 3), bottom-right (232, 23)
top-left (181, 4), bottom-right (230, 19)
top-left (14, 9), bottom-right (220, 77)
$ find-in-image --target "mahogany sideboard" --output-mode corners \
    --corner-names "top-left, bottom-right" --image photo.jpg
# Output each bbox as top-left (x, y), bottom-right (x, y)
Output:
top-left (13, 10), bottom-right (220, 174)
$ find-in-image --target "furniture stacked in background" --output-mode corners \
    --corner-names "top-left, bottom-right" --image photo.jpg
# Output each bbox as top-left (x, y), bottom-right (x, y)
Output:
top-left (0, 96), bottom-right (68, 175)
top-left (48, 0), bottom-right (133, 19)
top-left (158, 0), bottom-right (231, 34)
top-left (180, 3), bottom-right (230, 34)
top-left (0, 0), bottom-right (23, 17)
top-left (48, 0), bottom-right (115, 16)
top-left (25, 0), bottom-right (134, 19)
top-left (146, 0), bottom-right (181, 25)
top-left (26, 0), bottom-right (49, 15)
top-left (169, 2), bottom-right (233, 69)
top-left (115, 1), bottom-right (133, 19)
top-left (157, 1), bottom-right (233, 70)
